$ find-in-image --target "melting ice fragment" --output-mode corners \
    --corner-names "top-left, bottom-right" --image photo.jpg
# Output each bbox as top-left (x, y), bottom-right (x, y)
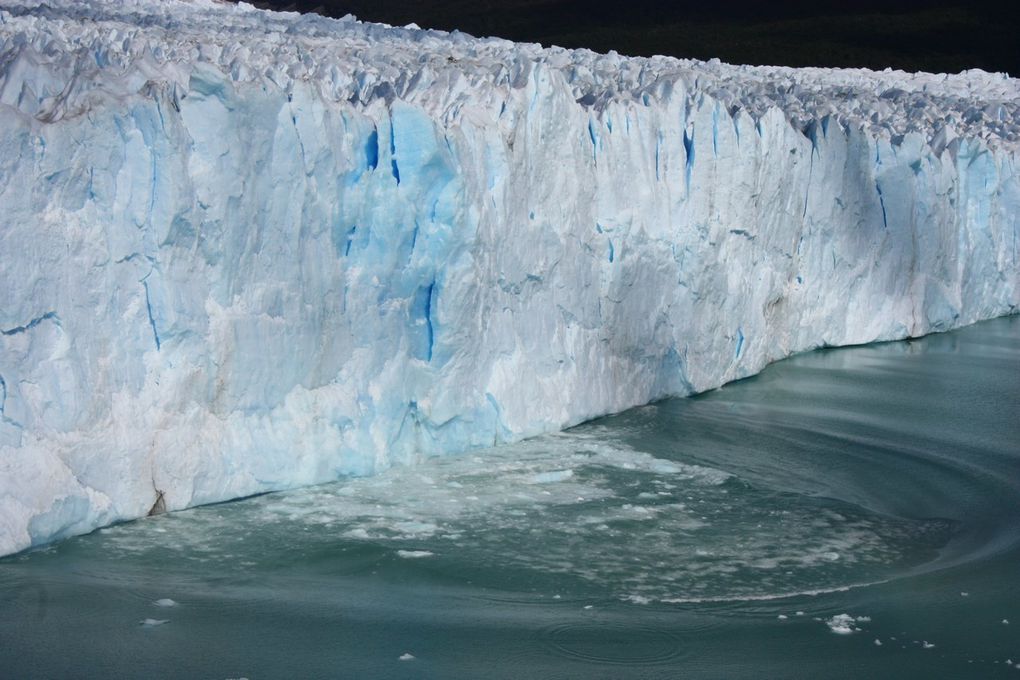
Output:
top-left (825, 614), bottom-right (860, 634)
top-left (396, 550), bottom-right (434, 559)
top-left (528, 470), bottom-right (574, 484)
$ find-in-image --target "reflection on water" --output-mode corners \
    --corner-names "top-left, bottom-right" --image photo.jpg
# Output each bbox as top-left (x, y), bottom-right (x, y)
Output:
top-left (1, 316), bottom-right (1018, 678)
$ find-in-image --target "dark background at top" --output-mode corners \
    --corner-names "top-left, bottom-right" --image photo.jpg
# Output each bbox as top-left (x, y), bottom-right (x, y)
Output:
top-left (244, 0), bottom-right (1019, 76)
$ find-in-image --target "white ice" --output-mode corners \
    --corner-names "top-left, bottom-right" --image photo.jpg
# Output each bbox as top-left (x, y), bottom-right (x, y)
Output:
top-left (826, 614), bottom-right (860, 634)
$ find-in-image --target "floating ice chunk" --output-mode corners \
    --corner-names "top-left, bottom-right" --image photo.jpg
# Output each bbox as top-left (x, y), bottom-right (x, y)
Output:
top-left (528, 470), bottom-right (574, 484)
top-left (826, 614), bottom-right (859, 634)
top-left (874, 639), bottom-right (882, 646)
top-left (396, 550), bottom-right (434, 559)
top-left (961, 592), bottom-right (970, 597)
top-left (795, 611), bottom-right (805, 616)
top-left (922, 641), bottom-right (935, 649)
top-left (399, 653), bottom-right (415, 661)
top-left (153, 598), bottom-right (177, 607)
top-left (777, 614), bottom-right (788, 620)
top-left (1003, 619), bottom-right (1010, 625)
top-left (393, 521), bottom-right (439, 536)
top-left (140, 618), bottom-right (168, 627)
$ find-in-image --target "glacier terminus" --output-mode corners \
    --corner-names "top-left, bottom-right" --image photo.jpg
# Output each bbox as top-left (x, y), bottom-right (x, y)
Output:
top-left (0, 0), bottom-right (1018, 556)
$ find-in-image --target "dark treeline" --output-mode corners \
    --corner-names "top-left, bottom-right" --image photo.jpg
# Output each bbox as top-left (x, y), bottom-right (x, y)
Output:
top-left (244, 0), bottom-right (1018, 75)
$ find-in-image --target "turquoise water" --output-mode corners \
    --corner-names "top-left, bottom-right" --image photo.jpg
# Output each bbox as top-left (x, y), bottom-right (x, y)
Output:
top-left (1, 317), bottom-right (1018, 678)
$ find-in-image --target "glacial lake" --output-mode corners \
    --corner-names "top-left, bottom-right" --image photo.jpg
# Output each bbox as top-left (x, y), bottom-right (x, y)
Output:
top-left (1, 316), bottom-right (1017, 679)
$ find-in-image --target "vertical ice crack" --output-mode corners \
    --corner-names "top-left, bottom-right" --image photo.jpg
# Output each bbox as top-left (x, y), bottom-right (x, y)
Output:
top-left (654, 134), bottom-right (661, 181)
top-left (424, 280), bottom-right (435, 362)
top-left (683, 125), bottom-right (695, 192)
top-left (141, 272), bottom-right (161, 351)
top-left (875, 182), bottom-right (889, 229)
top-left (343, 225), bottom-right (357, 256)
top-left (389, 113), bottom-right (401, 184)
top-left (287, 95), bottom-right (308, 172)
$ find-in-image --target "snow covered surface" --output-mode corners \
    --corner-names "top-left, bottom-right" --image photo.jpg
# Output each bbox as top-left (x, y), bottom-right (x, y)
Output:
top-left (0, 0), bottom-right (1018, 556)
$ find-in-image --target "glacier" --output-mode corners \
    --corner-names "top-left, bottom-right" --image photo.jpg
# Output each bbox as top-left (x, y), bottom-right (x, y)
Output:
top-left (0, 0), bottom-right (1018, 557)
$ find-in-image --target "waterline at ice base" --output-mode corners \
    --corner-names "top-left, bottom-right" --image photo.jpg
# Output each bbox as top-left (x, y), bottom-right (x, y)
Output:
top-left (0, 0), bottom-right (1018, 555)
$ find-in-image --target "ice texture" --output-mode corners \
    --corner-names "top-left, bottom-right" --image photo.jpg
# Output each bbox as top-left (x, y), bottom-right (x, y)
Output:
top-left (1, 0), bottom-right (1018, 556)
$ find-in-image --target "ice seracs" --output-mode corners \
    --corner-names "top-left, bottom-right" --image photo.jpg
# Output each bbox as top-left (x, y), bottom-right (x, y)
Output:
top-left (0, 0), bottom-right (1018, 556)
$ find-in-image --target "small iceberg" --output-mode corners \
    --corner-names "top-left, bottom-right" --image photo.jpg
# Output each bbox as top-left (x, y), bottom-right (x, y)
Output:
top-left (140, 618), bottom-right (169, 627)
top-left (396, 550), bottom-right (434, 559)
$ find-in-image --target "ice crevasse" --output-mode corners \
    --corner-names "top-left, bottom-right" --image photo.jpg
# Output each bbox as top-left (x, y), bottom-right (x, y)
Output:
top-left (0, 0), bottom-right (1018, 556)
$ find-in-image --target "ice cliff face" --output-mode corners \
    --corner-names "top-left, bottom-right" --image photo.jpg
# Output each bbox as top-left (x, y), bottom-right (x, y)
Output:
top-left (0, 0), bottom-right (1018, 556)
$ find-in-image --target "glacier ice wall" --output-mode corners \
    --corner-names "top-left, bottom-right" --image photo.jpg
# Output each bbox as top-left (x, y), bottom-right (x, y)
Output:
top-left (0, 0), bottom-right (1018, 555)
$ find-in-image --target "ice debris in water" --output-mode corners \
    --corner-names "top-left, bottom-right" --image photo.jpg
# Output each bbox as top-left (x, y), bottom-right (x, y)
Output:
top-left (396, 550), bottom-right (434, 559)
top-left (399, 653), bottom-right (415, 661)
top-left (153, 598), bottom-right (177, 607)
top-left (1004, 619), bottom-right (1010, 625)
top-left (874, 639), bottom-right (882, 646)
top-left (140, 618), bottom-right (168, 627)
top-left (922, 641), bottom-right (935, 649)
top-left (826, 614), bottom-right (863, 634)
top-left (777, 614), bottom-right (788, 620)
top-left (529, 470), bottom-right (574, 484)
